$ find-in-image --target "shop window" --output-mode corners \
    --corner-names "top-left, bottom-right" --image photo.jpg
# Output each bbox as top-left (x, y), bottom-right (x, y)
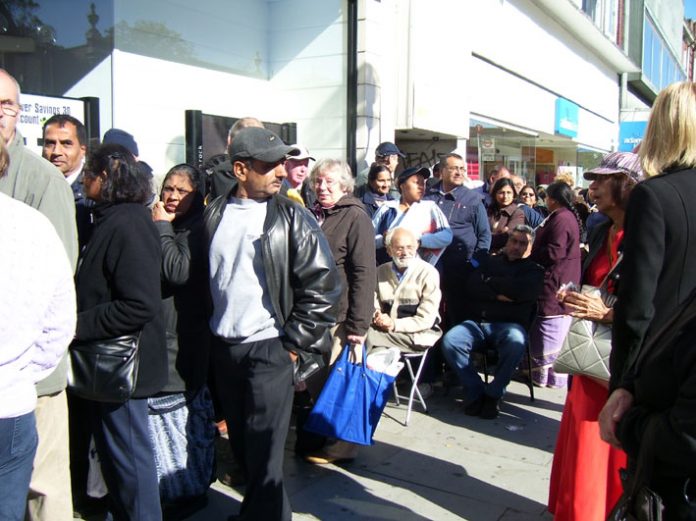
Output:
top-left (582, 0), bottom-right (619, 44)
top-left (642, 14), bottom-right (686, 91)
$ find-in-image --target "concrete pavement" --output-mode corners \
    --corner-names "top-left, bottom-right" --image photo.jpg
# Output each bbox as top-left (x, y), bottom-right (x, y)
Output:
top-left (187, 380), bottom-right (567, 520)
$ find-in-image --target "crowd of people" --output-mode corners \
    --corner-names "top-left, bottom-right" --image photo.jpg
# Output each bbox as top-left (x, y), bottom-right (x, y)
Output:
top-left (2, 64), bottom-right (696, 521)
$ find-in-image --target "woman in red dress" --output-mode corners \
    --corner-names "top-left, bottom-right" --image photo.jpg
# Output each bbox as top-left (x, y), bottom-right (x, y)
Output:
top-left (548, 152), bottom-right (644, 520)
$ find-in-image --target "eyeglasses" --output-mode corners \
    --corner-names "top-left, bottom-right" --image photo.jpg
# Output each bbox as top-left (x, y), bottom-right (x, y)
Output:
top-left (162, 186), bottom-right (193, 196)
top-left (391, 245), bottom-right (417, 254)
top-left (520, 192), bottom-right (535, 198)
top-left (446, 166), bottom-right (467, 173)
top-left (0, 100), bottom-right (19, 117)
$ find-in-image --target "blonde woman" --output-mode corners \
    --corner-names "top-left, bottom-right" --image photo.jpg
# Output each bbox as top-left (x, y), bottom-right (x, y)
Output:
top-left (599, 82), bottom-right (696, 519)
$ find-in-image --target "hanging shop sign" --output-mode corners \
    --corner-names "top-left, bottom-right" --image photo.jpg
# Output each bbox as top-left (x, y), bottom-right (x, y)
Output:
top-left (554, 98), bottom-right (579, 138)
top-left (618, 121), bottom-right (647, 152)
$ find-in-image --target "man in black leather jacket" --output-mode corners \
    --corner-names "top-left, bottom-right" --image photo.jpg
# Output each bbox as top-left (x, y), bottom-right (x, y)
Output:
top-left (204, 127), bottom-right (340, 521)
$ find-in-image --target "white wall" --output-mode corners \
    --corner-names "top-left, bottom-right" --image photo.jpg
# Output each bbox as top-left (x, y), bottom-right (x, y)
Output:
top-left (463, 0), bottom-right (621, 151)
top-left (399, 0), bottom-right (471, 138)
top-left (110, 50), bottom-right (275, 176)
top-left (268, 0), bottom-right (347, 157)
top-left (469, 0), bottom-right (620, 122)
top-left (65, 55), bottom-right (113, 138)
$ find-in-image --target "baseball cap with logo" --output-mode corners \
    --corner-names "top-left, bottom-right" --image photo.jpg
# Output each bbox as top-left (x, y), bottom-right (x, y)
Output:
top-left (229, 127), bottom-right (299, 163)
top-left (584, 152), bottom-right (644, 183)
top-left (287, 144), bottom-right (315, 161)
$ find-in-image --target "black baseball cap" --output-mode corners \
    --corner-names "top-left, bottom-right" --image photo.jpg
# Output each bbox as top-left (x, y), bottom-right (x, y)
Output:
top-left (229, 127), bottom-right (298, 163)
top-left (376, 141), bottom-right (406, 158)
top-left (397, 166), bottom-right (430, 187)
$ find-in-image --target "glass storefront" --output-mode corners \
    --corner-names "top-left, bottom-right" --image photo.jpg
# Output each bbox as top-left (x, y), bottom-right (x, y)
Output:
top-left (468, 119), bottom-right (605, 188)
top-left (1, 0), bottom-right (328, 97)
top-left (469, 119), bottom-right (537, 186)
top-left (0, 0), bottom-right (114, 96)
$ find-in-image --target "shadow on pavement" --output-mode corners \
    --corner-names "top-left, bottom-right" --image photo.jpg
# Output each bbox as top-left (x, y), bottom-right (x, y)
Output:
top-left (284, 439), bottom-right (549, 520)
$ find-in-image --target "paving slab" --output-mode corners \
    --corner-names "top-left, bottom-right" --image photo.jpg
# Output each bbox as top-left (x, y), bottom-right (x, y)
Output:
top-left (76, 381), bottom-right (567, 520)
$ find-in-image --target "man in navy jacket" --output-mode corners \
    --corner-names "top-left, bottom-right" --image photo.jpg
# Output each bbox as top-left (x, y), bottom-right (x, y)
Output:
top-left (424, 153), bottom-right (491, 324)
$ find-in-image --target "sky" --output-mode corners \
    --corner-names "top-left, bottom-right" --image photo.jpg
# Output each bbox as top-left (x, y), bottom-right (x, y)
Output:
top-left (687, 0), bottom-right (696, 19)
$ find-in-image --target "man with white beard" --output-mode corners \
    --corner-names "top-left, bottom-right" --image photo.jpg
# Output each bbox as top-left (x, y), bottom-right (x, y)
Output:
top-left (366, 227), bottom-right (443, 354)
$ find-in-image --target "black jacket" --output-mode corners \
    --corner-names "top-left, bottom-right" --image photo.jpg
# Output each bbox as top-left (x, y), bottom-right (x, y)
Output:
top-left (71, 171), bottom-right (94, 250)
top-left (616, 290), bottom-right (696, 507)
top-left (156, 197), bottom-right (210, 393)
top-left (612, 168), bottom-right (696, 390)
top-left (460, 251), bottom-right (544, 328)
top-left (75, 203), bottom-right (167, 398)
top-left (204, 192), bottom-right (341, 356)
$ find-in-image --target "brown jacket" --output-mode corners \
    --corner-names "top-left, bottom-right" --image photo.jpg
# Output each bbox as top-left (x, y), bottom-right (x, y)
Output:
top-left (488, 202), bottom-right (525, 252)
top-left (319, 195), bottom-right (376, 336)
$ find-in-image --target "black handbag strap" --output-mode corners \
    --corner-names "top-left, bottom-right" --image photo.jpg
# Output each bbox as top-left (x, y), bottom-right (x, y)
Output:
top-left (625, 416), bottom-right (659, 499)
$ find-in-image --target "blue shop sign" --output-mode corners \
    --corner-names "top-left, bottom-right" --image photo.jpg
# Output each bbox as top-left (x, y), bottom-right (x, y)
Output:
top-left (555, 98), bottom-right (579, 138)
top-left (618, 121), bottom-right (647, 152)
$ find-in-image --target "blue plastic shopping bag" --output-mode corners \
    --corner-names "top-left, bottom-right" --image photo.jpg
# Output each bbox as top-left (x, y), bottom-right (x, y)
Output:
top-left (303, 345), bottom-right (396, 445)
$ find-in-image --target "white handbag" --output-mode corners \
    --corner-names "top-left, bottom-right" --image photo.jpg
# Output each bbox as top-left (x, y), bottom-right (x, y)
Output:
top-left (553, 256), bottom-right (621, 382)
top-left (553, 315), bottom-right (612, 381)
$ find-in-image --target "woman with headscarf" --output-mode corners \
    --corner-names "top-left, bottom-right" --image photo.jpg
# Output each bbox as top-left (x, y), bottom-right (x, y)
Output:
top-left (528, 181), bottom-right (583, 388)
top-left (150, 164), bottom-right (215, 515)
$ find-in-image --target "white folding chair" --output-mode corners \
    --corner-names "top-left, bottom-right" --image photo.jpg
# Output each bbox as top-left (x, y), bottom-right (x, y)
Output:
top-left (391, 348), bottom-right (430, 426)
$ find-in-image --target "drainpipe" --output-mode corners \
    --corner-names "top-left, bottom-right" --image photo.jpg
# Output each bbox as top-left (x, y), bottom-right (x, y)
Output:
top-left (346, 0), bottom-right (358, 175)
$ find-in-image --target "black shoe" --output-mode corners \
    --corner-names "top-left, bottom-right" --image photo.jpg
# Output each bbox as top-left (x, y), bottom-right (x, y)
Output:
top-left (480, 395), bottom-right (500, 419)
top-left (463, 395), bottom-right (484, 416)
top-left (163, 495), bottom-right (208, 521)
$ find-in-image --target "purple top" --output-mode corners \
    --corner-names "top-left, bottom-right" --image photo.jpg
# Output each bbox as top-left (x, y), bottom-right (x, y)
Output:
top-left (530, 207), bottom-right (581, 316)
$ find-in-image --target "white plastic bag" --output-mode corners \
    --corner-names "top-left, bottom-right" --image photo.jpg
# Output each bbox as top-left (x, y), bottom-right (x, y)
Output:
top-left (366, 347), bottom-right (404, 377)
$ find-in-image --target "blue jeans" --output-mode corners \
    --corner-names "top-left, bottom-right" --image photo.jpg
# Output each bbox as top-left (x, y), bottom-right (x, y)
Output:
top-left (441, 321), bottom-right (527, 402)
top-left (0, 411), bottom-right (38, 521)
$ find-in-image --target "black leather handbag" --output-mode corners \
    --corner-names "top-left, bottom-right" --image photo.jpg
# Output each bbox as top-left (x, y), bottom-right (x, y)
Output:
top-left (68, 333), bottom-right (141, 403)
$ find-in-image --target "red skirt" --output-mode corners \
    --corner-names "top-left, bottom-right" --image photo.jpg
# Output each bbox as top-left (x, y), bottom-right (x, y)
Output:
top-left (548, 376), bottom-right (627, 520)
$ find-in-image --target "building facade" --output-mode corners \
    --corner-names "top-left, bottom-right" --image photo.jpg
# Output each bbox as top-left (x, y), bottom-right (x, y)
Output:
top-left (0, 0), bottom-right (688, 185)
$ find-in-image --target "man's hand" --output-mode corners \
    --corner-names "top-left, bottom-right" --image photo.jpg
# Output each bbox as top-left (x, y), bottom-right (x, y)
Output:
top-left (346, 336), bottom-right (364, 363)
top-left (598, 388), bottom-right (634, 448)
top-left (372, 313), bottom-right (394, 332)
top-left (152, 201), bottom-right (175, 222)
top-left (288, 351), bottom-right (298, 363)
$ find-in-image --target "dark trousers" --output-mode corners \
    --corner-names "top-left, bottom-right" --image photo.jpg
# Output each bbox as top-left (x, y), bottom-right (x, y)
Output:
top-left (213, 336), bottom-right (294, 521)
top-left (68, 393), bottom-right (92, 505)
top-left (89, 398), bottom-right (162, 521)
